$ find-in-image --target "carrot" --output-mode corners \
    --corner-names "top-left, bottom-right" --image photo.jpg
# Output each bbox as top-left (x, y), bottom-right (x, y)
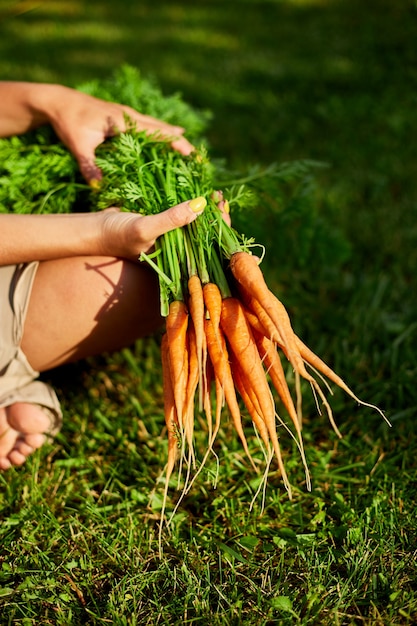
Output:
top-left (203, 281), bottom-right (248, 455)
top-left (172, 316), bottom-right (258, 515)
top-left (204, 316), bottom-right (255, 468)
top-left (253, 328), bottom-right (300, 432)
top-left (220, 296), bottom-right (291, 494)
top-left (230, 352), bottom-right (271, 454)
top-left (244, 301), bottom-right (304, 429)
top-left (230, 353), bottom-right (277, 508)
top-left (220, 296), bottom-right (275, 425)
top-left (230, 252), bottom-right (308, 378)
top-left (183, 321), bottom-right (199, 467)
top-left (159, 332), bottom-right (179, 556)
top-left (202, 356), bottom-right (222, 457)
top-left (203, 282), bottom-right (223, 331)
top-left (242, 305), bottom-right (268, 337)
top-left (252, 328), bottom-right (311, 489)
top-left (294, 335), bottom-right (389, 424)
top-left (237, 282), bottom-right (284, 346)
top-left (161, 333), bottom-right (178, 477)
top-left (187, 274), bottom-right (206, 409)
top-left (202, 281), bottom-right (224, 404)
top-left (230, 252), bottom-right (343, 435)
top-left (176, 359), bottom-right (224, 505)
top-left (165, 299), bottom-right (189, 427)
top-left (182, 373), bottom-right (225, 507)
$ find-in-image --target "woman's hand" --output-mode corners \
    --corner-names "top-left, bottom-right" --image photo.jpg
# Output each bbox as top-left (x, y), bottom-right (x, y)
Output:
top-left (98, 197), bottom-right (207, 260)
top-left (43, 87), bottom-right (195, 182)
top-left (0, 82), bottom-right (194, 182)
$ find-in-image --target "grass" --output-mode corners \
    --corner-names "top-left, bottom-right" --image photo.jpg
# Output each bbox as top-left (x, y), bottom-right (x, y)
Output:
top-left (1, 0), bottom-right (417, 623)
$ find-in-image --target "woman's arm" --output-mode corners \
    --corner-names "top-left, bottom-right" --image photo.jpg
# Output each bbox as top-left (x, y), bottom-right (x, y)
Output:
top-left (0, 199), bottom-right (206, 266)
top-left (0, 81), bottom-right (50, 136)
top-left (0, 81), bottom-right (205, 267)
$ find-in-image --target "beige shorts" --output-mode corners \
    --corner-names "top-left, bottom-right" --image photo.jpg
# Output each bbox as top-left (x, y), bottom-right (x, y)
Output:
top-left (0, 262), bottom-right (62, 433)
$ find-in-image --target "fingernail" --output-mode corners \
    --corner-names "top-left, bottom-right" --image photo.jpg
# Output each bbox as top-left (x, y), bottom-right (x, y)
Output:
top-left (223, 199), bottom-right (230, 214)
top-left (189, 196), bottom-right (207, 213)
top-left (89, 178), bottom-right (101, 190)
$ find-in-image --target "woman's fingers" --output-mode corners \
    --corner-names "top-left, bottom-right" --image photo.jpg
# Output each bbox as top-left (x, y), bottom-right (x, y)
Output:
top-left (170, 135), bottom-right (194, 156)
top-left (212, 190), bottom-right (231, 226)
top-left (134, 197), bottom-right (207, 246)
top-left (52, 96), bottom-right (195, 183)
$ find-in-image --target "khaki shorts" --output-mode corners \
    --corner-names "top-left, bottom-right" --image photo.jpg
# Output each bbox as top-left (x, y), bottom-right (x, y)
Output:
top-left (0, 262), bottom-right (62, 433)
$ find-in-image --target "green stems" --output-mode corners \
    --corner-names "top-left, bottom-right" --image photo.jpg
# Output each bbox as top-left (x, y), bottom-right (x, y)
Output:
top-left (96, 130), bottom-right (255, 314)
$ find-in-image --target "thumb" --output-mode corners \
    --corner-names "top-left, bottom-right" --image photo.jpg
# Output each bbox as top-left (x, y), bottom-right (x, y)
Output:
top-left (138, 197), bottom-right (207, 243)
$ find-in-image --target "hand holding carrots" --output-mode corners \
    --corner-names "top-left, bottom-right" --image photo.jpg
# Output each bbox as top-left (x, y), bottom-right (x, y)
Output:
top-left (97, 197), bottom-right (207, 260)
top-left (97, 191), bottom-right (229, 261)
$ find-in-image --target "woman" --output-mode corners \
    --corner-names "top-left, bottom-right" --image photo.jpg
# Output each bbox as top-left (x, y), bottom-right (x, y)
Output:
top-left (0, 81), bottom-right (209, 470)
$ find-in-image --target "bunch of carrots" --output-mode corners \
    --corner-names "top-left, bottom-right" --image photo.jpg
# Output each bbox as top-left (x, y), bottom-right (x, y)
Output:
top-left (95, 130), bottom-right (387, 517)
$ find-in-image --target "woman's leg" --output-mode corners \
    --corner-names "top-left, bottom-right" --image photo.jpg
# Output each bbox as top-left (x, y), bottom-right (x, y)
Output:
top-left (0, 255), bottom-right (163, 469)
top-left (21, 255), bottom-right (163, 372)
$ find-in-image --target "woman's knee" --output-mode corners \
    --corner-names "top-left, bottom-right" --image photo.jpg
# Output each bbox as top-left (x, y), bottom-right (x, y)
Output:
top-left (21, 256), bottom-right (163, 371)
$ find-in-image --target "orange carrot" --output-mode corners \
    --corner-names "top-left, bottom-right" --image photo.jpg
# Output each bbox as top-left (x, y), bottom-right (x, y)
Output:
top-left (230, 352), bottom-right (280, 504)
top-left (253, 328), bottom-right (300, 432)
top-left (183, 321), bottom-right (199, 466)
top-left (204, 284), bottom-right (257, 464)
top-left (161, 332), bottom-right (178, 477)
top-left (159, 332), bottom-right (179, 555)
top-left (185, 322), bottom-right (199, 417)
top-left (203, 357), bottom-right (222, 457)
top-left (166, 299), bottom-right (189, 426)
top-left (220, 297), bottom-right (274, 424)
top-left (230, 352), bottom-right (270, 453)
top-left (187, 274), bottom-right (206, 408)
top-left (230, 252), bottom-right (308, 378)
top-left (242, 305), bottom-right (268, 336)
top-left (203, 282), bottom-right (223, 330)
top-left (244, 303), bottom-right (304, 431)
top-left (252, 328), bottom-right (311, 489)
top-left (180, 355), bottom-right (223, 495)
top-left (237, 282), bottom-right (284, 346)
top-left (295, 335), bottom-right (389, 423)
top-left (230, 253), bottom-right (341, 434)
top-left (179, 359), bottom-right (224, 500)
top-left (220, 296), bottom-right (291, 493)
top-left (204, 316), bottom-right (255, 467)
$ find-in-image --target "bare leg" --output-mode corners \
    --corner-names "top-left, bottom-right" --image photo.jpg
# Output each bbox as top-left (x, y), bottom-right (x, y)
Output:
top-left (21, 255), bottom-right (163, 371)
top-left (0, 255), bottom-right (163, 468)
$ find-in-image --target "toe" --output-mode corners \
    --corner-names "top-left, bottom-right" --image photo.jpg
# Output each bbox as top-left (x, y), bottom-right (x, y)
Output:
top-left (10, 439), bottom-right (35, 458)
top-left (23, 433), bottom-right (46, 450)
top-left (0, 457), bottom-right (12, 470)
top-left (2, 434), bottom-right (47, 469)
top-left (7, 449), bottom-right (28, 467)
top-left (7, 402), bottom-right (52, 434)
top-left (0, 419), bottom-right (18, 459)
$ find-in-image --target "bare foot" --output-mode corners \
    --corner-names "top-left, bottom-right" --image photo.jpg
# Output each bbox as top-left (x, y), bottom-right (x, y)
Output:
top-left (0, 402), bottom-right (51, 470)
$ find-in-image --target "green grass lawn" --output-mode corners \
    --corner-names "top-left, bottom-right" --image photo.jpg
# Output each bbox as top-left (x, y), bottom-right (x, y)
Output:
top-left (1, 1), bottom-right (417, 624)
